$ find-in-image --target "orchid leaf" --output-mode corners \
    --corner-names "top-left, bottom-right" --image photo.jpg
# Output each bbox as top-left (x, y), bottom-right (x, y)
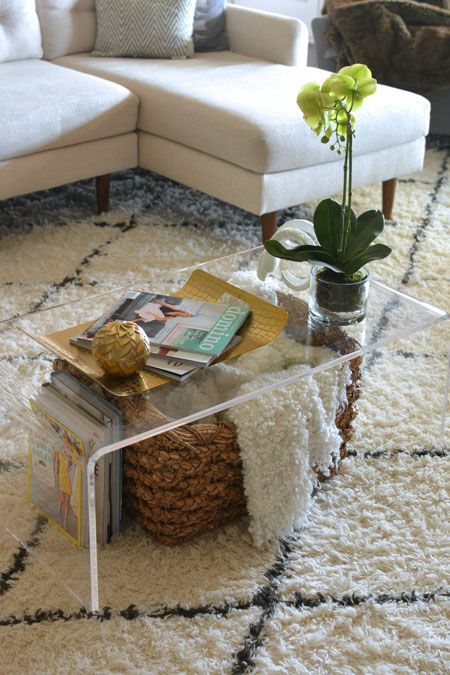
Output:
top-left (346, 210), bottom-right (384, 261)
top-left (264, 240), bottom-right (343, 273)
top-left (343, 244), bottom-right (392, 276)
top-left (264, 240), bottom-right (321, 261)
top-left (313, 199), bottom-right (342, 257)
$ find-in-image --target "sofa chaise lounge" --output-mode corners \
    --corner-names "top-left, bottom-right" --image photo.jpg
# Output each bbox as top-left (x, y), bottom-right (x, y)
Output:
top-left (1, 1), bottom-right (431, 241)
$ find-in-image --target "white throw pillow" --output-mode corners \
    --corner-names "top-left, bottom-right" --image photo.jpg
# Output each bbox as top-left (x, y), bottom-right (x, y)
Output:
top-left (0, 0), bottom-right (43, 62)
top-left (92, 0), bottom-right (197, 59)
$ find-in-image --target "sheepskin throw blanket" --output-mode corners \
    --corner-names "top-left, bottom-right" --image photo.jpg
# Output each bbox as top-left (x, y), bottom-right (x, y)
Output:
top-left (325, 0), bottom-right (450, 94)
top-left (224, 342), bottom-right (348, 546)
top-left (223, 273), bottom-right (348, 545)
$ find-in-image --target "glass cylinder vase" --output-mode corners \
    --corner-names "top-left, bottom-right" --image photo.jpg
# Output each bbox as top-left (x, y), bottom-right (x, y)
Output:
top-left (309, 266), bottom-right (370, 325)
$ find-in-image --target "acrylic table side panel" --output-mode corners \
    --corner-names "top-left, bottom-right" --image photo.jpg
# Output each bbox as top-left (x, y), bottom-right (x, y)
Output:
top-left (348, 282), bottom-right (450, 450)
top-left (0, 322), bottom-right (95, 611)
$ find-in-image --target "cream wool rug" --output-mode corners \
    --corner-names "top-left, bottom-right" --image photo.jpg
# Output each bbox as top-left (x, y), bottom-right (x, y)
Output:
top-left (0, 139), bottom-right (449, 673)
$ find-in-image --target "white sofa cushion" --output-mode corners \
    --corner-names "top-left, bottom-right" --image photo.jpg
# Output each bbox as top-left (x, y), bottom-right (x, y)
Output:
top-left (0, 60), bottom-right (138, 161)
top-left (0, 0), bottom-right (43, 62)
top-left (35, 0), bottom-right (96, 60)
top-left (55, 52), bottom-right (431, 174)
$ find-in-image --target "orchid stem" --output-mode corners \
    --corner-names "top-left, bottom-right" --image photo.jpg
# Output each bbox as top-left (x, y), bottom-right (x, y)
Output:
top-left (339, 107), bottom-right (350, 261)
top-left (344, 121), bottom-right (353, 256)
top-left (339, 127), bottom-right (348, 259)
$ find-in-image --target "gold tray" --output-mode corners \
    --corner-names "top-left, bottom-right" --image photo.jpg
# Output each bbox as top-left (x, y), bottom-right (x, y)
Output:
top-left (38, 270), bottom-right (288, 397)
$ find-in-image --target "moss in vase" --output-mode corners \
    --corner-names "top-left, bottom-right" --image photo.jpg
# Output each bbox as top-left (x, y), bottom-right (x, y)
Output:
top-left (317, 268), bottom-right (367, 284)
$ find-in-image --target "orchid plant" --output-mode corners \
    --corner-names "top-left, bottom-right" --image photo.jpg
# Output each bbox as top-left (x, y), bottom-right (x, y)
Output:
top-left (264, 64), bottom-right (392, 280)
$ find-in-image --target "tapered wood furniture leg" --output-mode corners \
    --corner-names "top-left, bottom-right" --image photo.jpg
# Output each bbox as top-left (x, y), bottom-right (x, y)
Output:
top-left (96, 174), bottom-right (111, 214)
top-left (382, 178), bottom-right (396, 220)
top-left (261, 211), bottom-right (277, 242)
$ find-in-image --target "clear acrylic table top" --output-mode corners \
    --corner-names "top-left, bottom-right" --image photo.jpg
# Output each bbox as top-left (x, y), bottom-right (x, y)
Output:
top-left (1, 246), bottom-right (449, 454)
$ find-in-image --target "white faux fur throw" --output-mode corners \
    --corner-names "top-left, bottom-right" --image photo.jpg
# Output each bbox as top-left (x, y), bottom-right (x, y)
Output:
top-left (160, 272), bottom-right (350, 546)
top-left (221, 272), bottom-right (350, 546)
top-left (224, 341), bottom-right (349, 546)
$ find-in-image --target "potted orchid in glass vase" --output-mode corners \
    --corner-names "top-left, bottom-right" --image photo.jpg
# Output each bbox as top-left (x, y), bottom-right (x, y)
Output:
top-left (263, 64), bottom-right (392, 324)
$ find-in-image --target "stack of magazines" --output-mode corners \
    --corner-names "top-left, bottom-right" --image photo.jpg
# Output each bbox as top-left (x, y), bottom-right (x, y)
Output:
top-left (29, 370), bottom-right (122, 547)
top-left (70, 291), bottom-right (251, 381)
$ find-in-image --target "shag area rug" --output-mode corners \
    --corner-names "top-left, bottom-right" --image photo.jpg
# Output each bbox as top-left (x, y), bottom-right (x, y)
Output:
top-left (0, 139), bottom-right (449, 673)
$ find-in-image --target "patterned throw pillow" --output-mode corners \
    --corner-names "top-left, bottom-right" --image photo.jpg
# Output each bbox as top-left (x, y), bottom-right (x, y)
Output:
top-left (193, 0), bottom-right (228, 52)
top-left (92, 0), bottom-right (197, 59)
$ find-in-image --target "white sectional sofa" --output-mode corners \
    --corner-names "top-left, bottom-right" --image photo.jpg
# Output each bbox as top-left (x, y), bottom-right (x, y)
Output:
top-left (1, 1), bottom-right (431, 241)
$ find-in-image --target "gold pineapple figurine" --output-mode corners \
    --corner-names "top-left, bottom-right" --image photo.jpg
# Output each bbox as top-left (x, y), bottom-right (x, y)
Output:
top-left (92, 320), bottom-right (150, 377)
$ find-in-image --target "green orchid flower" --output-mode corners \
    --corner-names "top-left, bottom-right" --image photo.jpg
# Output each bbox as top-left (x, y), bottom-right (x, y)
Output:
top-left (323, 65), bottom-right (377, 111)
top-left (297, 83), bottom-right (335, 135)
top-left (266, 63), bottom-right (392, 281)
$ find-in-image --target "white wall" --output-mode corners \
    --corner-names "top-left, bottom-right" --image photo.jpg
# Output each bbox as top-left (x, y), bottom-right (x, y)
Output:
top-left (228, 0), bottom-right (323, 40)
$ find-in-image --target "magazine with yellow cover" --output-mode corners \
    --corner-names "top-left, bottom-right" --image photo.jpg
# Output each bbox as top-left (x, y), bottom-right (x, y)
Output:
top-left (28, 400), bottom-right (85, 546)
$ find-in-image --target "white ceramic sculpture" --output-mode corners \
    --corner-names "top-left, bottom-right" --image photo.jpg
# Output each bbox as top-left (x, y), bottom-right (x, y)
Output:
top-left (257, 219), bottom-right (317, 290)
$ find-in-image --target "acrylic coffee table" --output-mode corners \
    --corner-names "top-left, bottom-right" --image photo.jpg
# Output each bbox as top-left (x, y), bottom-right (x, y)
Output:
top-left (1, 247), bottom-right (449, 612)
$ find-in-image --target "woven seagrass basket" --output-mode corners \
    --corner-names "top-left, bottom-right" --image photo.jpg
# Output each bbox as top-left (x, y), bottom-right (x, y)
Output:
top-left (54, 294), bottom-right (362, 546)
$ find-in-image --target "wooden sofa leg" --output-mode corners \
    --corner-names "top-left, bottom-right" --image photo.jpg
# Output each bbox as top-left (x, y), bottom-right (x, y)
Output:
top-left (96, 174), bottom-right (111, 214)
top-left (382, 178), bottom-right (396, 220)
top-left (261, 212), bottom-right (277, 242)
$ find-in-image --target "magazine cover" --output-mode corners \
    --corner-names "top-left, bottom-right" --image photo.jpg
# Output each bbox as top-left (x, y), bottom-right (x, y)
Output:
top-left (28, 400), bottom-right (85, 546)
top-left (146, 335), bottom-right (242, 368)
top-left (78, 291), bottom-right (250, 357)
top-left (145, 355), bottom-right (198, 381)
top-left (50, 370), bottom-right (123, 534)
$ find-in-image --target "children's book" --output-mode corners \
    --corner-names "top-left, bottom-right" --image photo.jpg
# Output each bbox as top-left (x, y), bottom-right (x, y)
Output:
top-left (28, 384), bottom-right (113, 547)
top-left (70, 291), bottom-right (250, 361)
top-left (49, 370), bottom-right (123, 535)
top-left (29, 399), bottom-right (85, 547)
